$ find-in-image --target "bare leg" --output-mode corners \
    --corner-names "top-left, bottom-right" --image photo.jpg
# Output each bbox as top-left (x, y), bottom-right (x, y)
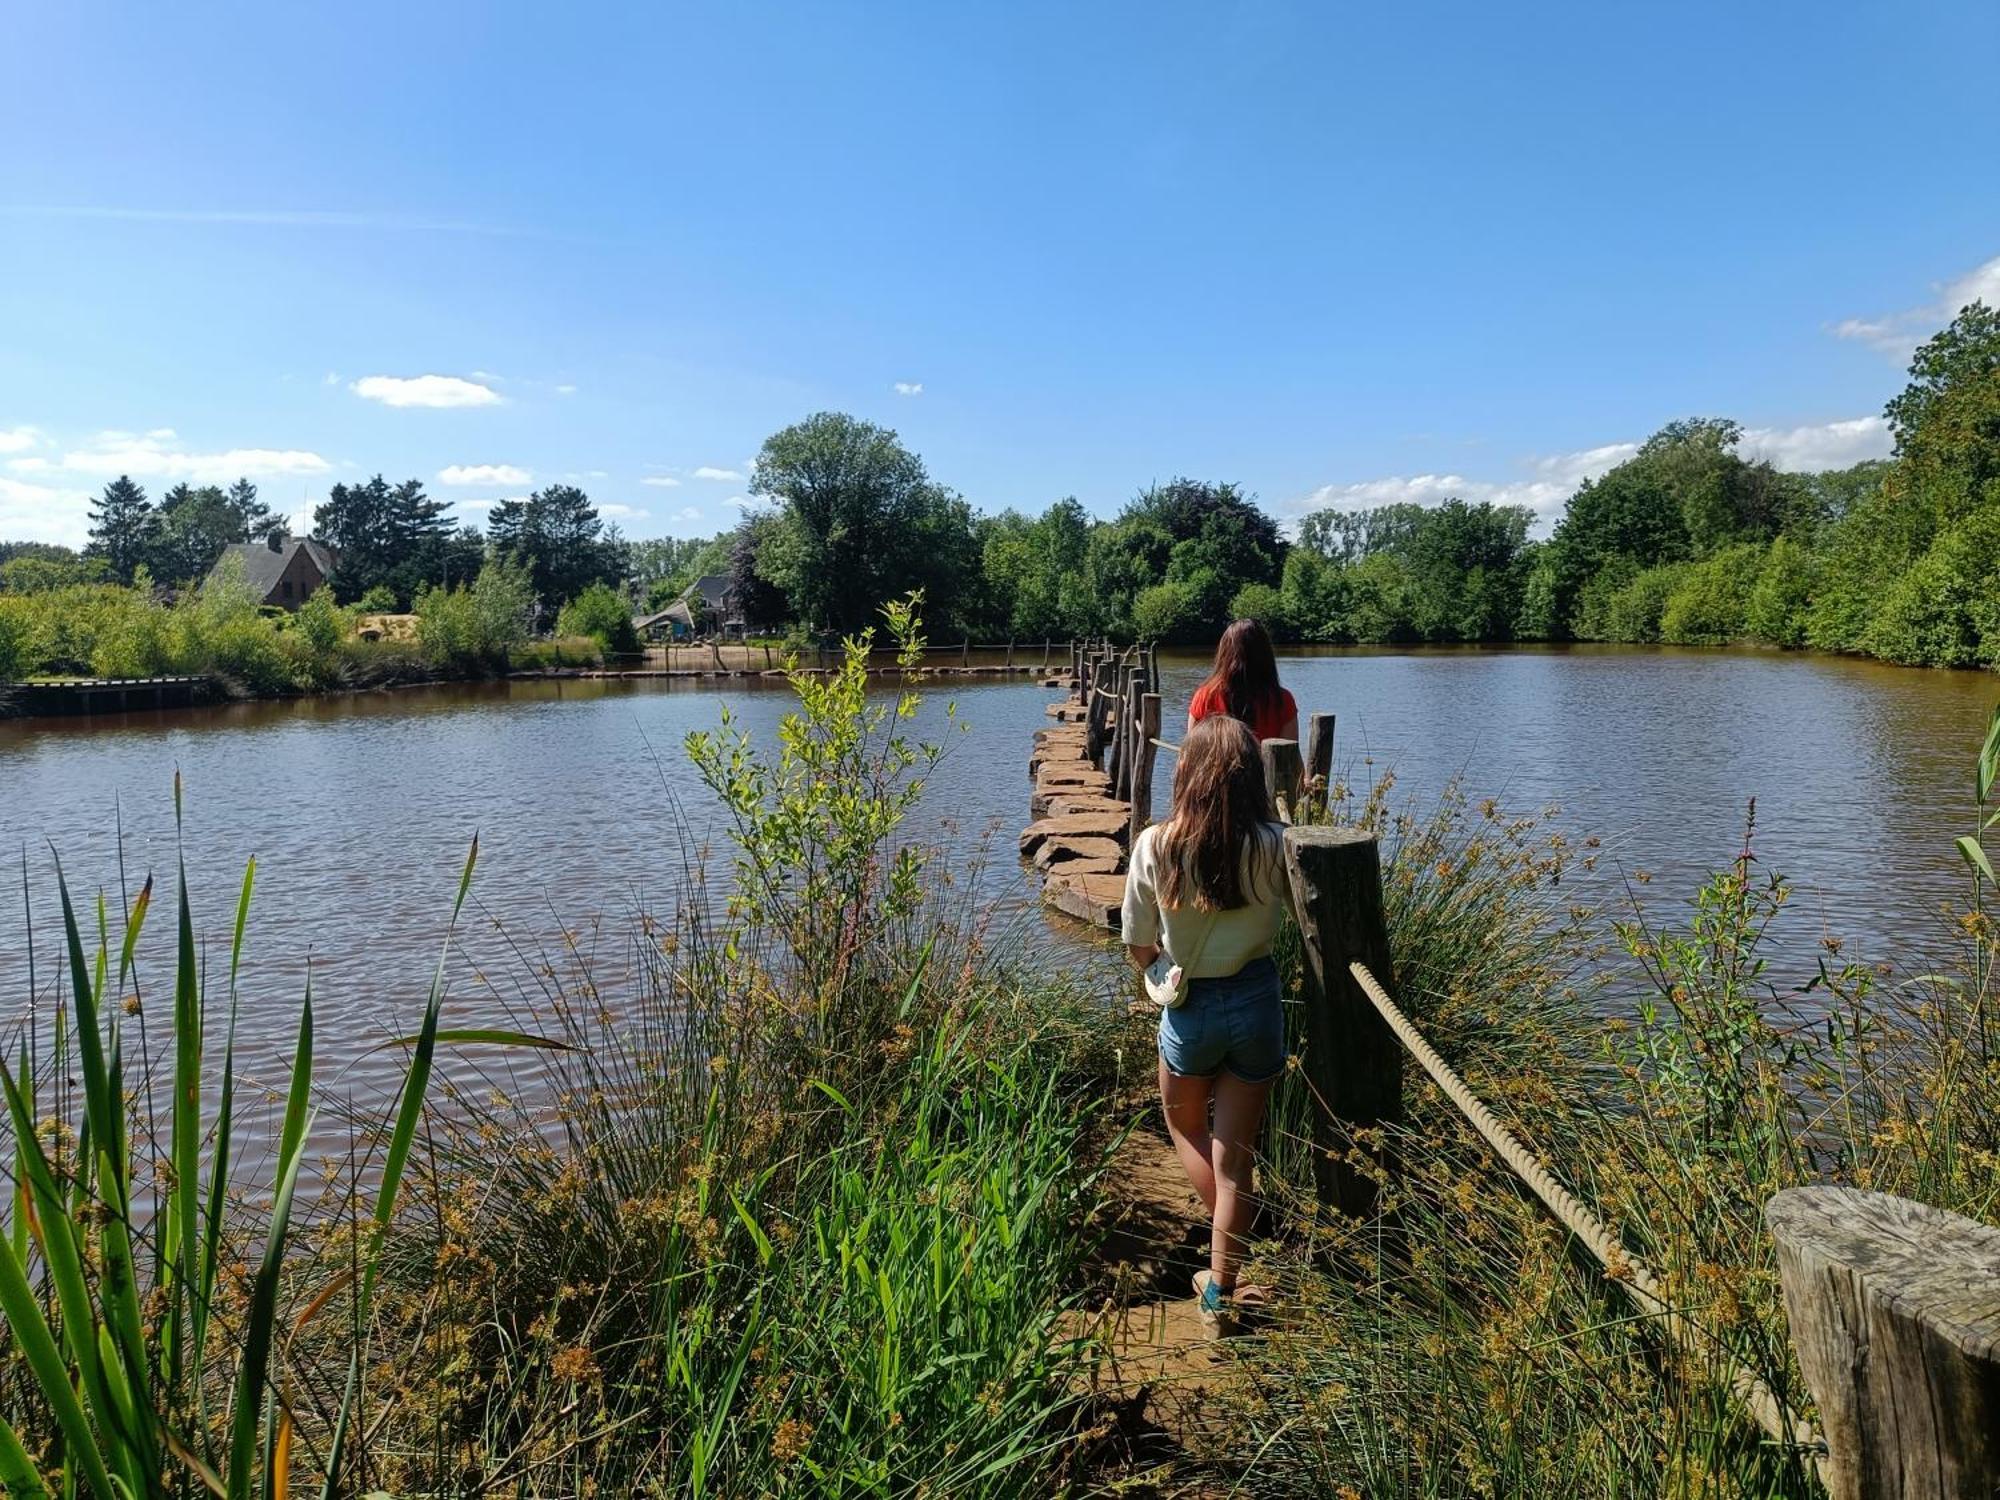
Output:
top-left (1208, 1072), bottom-right (1273, 1291)
top-left (1158, 1058), bottom-right (1218, 1212)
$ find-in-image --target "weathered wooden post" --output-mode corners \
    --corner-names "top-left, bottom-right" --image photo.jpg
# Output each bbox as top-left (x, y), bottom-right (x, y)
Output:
top-left (1086, 654), bottom-right (1112, 762)
top-left (1262, 738), bottom-right (1304, 824)
top-left (1005, 639), bottom-right (1014, 670)
top-left (1109, 662), bottom-right (1134, 795)
top-left (1305, 712), bottom-right (1335, 819)
top-left (1767, 1186), bottom-right (2000, 1499)
top-left (1281, 827), bottom-right (1403, 1218)
top-left (1042, 638), bottom-right (1052, 671)
top-left (1121, 673), bottom-right (1143, 803)
top-left (1129, 693), bottom-right (1162, 846)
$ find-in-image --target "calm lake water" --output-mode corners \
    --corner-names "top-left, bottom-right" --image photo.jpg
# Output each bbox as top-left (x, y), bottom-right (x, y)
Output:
top-left (2, 646), bottom-right (1994, 1102)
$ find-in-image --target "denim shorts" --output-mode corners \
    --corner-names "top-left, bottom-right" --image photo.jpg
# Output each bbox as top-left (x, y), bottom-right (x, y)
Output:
top-left (1158, 956), bottom-right (1285, 1084)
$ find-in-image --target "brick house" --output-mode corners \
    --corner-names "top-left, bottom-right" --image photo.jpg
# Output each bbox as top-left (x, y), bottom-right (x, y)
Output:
top-left (208, 535), bottom-right (338, 610)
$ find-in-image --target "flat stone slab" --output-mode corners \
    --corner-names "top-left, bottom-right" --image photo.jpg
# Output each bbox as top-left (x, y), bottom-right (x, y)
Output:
top-left (1036, 765), bottom-right (1111, 788)
top-left (1033, 834), bottom-right (1125, 870)
top-left (1020, 811), bottom-right (1130, 855)
top-left (1043, 870), bottom-right (1126, 928)
top-left (1052, 853), bottom-right (1122, 877)
top-left (1047, 794), bottom-right (1129, 818)
top-left (1029, 741), bottom-right (1091, 773)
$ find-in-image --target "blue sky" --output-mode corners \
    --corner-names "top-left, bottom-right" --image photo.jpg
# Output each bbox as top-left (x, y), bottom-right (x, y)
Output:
top-left (3, 1), bottom-right (1996, 548)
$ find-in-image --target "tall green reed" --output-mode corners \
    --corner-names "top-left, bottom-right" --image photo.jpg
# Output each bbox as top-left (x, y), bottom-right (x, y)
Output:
top-left (0, 779), bottom-right (487, 1498)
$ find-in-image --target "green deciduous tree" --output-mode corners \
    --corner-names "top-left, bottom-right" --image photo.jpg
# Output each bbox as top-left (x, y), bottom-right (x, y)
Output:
top-left (750, 413), bottom-right (982, 637)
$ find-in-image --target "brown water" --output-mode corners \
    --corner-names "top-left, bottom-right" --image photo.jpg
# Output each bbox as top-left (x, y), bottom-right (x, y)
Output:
top-left (2, 647), bottom-right (1993, 1102)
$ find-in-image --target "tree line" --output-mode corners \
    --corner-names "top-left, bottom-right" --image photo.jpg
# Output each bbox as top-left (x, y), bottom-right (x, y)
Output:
top-left (13, 297), bottom-right (1999, 670)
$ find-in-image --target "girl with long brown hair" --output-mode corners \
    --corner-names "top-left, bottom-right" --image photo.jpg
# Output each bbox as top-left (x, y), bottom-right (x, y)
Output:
top-left (1121, 714), bottom-right (1287, 1325)
top-left (1188, 617), bottom-right (1297, 742)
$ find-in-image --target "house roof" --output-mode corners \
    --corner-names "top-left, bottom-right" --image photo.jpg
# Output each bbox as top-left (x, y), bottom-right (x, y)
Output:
top-left (687, 573), bottom-right (733, 610)
top-left (635, 601), bottom-right (695, 630)
top-left (210, 538), bottom-right (336, 599)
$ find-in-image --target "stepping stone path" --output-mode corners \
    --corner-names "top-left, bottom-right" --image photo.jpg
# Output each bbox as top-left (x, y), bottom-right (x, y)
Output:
top-left (1023, 684), bottom-right (1142, 932)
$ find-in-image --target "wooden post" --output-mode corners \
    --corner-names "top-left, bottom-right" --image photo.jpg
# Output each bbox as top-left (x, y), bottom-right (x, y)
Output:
top-left (1767, 1186), bottom-right (2000, 1499)
top-left (1129, 693), bottom-right (1162, 846)
top-left (1005, 638), bottom-right (1014, 669)
top-left (1042, 638), bottom-right (1051, 671)
top-left (1262, 737), bottom-right (1304, 824)
top-left (764, 644), bottom-right (774, 670)
top-left (713, 638), bottom-right (724, 671)
top-left (1086, 655), bottom-right (1111, 762)
top-left (961, 637), bottom-right (971, 668)
top-left (1120, 673), bottom-right (1143, 801)
top-left (1108, 663), bottom-right (1132, 794)
top-left (1281, 827), bottom-right (1403, 1218)
top-left (1306, 712), bottom-right (1335, 819)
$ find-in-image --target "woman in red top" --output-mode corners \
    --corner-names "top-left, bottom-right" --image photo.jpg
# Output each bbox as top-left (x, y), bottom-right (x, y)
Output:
top-left (1187, 618), bottom-right (1297, 742)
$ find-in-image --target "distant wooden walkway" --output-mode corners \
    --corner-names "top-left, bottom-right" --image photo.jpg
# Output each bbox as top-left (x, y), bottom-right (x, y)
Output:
top-left (9, 676), bottom-right (209, 717)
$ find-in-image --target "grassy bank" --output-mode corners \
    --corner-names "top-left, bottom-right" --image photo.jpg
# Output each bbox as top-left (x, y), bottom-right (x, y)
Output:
top-left (0, 560), bottom-right (605, 705)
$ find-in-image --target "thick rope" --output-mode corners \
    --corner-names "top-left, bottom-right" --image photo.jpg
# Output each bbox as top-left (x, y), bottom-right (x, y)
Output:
top-left (1344, 958), bottom-right (1824, 1462)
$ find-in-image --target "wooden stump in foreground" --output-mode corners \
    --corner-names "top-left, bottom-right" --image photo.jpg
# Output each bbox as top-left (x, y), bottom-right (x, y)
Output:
top-left (1767, 1185), bottom-right (2000, 1500)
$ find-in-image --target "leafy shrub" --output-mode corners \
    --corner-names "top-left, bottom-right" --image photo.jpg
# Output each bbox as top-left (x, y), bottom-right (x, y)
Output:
top-left (415, 559), bottom-right (535, 674)
top-left (355, 583), bottom-right (399, 613)
top-left (1863, 508), bottom-right (2000, 666)
top-left (1229, 581), bottom-right (1293, 639)
top-left (556, 580), bottom-right (640, 656)
top-left (0, 597), bottom-right (26, 680)
top-left (1744, 534), bottom-right (1815, 647)
top-left (1598, 562), bottom-right (1688, 643)
top-left (1659, 543), bottom-right (1761, 645)
top-left (1131, 579), bottom-right (1203, 643)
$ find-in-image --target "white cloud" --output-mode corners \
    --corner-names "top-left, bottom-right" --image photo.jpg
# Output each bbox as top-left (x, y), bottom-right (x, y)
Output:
top-left (1289, 439), bottom-right (1635, 530)
top-left (1289, 421), bottom-right (1882, 535)
top-left (598, 503), bottom-right (648, 520)
top-left (322, 370), bottom-right (341, 386)
top-left (722, 494), bottom-right (754, 509)
top-left (640, 475), bottom-right (682, 488)
top-left (893, 381), bottom-right (923, 396)
top-left (1739, 416), bottom-right (1891, 472)
top-left (438, 462), bottom-right (530, 486)
top-left (1833, 253), bottom-right (2000, 360)
top-left (693, 465), bottom-right (743, 482)
top-left (0, 475), bottom-right (94, 547)
top-left (350, 374), bottom-right (502, 408)
top-left (468, 370), bottom-right (504, 382)
top-left (34, 430), bottom-right (332, 483)
top-left (555, 383), bottom-right (578, 395)
top-left (0, 426), bottom-right (40, 453)
top-left (672, 506), bottom-right (702, 524)
top-left (455, 497), bottom-right (509, 513)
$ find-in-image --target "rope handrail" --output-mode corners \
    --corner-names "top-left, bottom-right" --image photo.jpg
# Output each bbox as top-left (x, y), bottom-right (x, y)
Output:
top-left (1342, 958), bottom-right (1824, 1465)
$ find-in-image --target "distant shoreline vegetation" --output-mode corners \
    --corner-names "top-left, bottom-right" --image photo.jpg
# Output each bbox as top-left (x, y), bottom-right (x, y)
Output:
top-left (6, 301), bottom-right (1999, 687)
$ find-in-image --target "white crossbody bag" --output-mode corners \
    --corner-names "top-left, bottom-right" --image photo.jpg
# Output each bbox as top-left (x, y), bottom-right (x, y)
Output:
top-left (1143, 907), bottom-right (1220, 1011)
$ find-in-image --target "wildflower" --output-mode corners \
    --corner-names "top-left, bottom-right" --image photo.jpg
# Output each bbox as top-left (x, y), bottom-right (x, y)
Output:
top-left (550, 1344), bottom-right (600, 1383)
top-left (771, 1417), bottom-right (813, 1462)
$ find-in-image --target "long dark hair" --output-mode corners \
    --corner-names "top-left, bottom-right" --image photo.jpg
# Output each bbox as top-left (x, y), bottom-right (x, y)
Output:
top-left (1157, 715), bottom-right (1278, 912)
top-left (1198, 618), bottom-right (1282, 727)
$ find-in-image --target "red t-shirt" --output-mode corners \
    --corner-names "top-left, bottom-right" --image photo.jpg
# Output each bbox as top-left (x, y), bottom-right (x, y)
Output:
top-left (1188, 682), bottom-right (1297, 741)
